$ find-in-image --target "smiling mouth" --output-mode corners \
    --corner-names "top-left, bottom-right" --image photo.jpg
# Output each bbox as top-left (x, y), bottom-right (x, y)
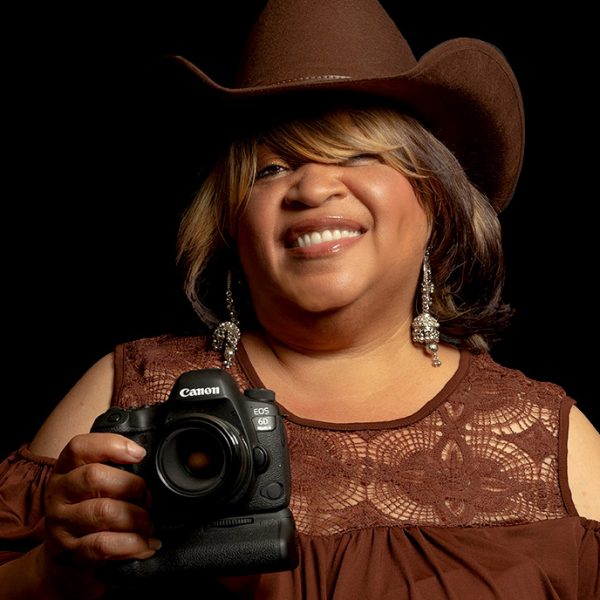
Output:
top-left (293, 228), bottom-right (362, 248)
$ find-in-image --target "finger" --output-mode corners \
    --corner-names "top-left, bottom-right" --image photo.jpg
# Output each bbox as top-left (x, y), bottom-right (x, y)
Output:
top-left (72, 531), bottom-right (162, 563)
top-left (54, 462), bottom-right (150, 506)
top-left (56, 498), bottom-right (154, 538)
top-left (55, 433), bottom-right (146, 475)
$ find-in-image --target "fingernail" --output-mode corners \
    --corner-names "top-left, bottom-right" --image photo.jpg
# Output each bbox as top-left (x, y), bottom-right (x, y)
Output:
top-left (148, 538), bottom-right (162, 551)
top-left (127, 442), bottom-right (147, 460)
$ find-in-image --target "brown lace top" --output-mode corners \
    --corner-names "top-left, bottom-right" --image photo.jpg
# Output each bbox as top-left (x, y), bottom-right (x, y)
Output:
top-left (1, 334), bottom-right (598, 600)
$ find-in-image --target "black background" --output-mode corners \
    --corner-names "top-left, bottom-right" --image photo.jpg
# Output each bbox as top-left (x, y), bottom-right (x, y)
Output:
top-left (3, 2), bottom-right (597, 459)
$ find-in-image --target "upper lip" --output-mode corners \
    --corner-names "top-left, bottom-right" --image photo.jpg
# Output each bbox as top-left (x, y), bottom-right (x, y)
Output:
top-left (283, 217), bottom-right (366, 247)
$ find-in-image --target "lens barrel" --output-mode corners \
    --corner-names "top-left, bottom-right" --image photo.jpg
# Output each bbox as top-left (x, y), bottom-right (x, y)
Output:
top-left (155, 416), bottom-right (252, 503)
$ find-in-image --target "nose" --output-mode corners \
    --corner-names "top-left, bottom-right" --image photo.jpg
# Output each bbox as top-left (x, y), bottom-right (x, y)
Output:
top-left (283, 162), bottom-right (347, 209)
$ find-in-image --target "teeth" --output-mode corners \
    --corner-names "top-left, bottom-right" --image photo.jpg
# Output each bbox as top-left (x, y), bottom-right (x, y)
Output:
top-left (295, 229), bottom-right (360, 248)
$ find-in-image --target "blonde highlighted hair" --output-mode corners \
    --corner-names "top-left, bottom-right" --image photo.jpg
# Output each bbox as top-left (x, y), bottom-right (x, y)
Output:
top-left (177, 104), bottom-right (512, 350)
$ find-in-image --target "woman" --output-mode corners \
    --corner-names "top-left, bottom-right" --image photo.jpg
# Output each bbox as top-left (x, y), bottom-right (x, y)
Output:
top-left (1, 1), bottom-right (598, 598)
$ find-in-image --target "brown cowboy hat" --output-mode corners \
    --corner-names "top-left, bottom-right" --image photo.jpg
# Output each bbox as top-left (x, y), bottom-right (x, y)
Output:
top-left (171, 0), bottom-right (524, 212)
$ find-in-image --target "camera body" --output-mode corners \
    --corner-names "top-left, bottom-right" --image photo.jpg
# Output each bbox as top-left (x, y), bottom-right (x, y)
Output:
top-left (91, 369), bottom-right (297, 580)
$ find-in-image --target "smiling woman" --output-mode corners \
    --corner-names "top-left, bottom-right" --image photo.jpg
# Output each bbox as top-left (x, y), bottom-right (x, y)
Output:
top-left (1, 1), bottom-right (599, 599)
top-left (179, 105), bottom-right (510, 355)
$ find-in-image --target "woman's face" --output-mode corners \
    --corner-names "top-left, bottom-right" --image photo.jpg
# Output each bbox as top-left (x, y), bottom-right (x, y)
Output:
top-left (235, 142), bottom-right (430, 326)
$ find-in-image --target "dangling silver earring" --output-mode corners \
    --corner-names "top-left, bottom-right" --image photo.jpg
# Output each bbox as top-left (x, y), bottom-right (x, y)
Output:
top-left (212, 271), bottom-right (241, 368)
top-left (411, 249), bottom-right (441, 367)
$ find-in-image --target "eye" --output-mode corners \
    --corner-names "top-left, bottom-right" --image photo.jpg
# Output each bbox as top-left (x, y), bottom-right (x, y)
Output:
top-left (255, 162), bottom-right (289, 180)
top-left (345, 153), bottom-right (381, 165)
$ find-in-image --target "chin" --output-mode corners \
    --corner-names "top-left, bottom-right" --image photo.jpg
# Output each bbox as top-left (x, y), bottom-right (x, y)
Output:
top-left (286, 270), bottom-right (366, 304)
top-left (287, 288), bottom-right (365, 315)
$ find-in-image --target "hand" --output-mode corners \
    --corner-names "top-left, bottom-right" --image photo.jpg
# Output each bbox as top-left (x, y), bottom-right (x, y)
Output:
top-left (41, 433), bottom-right (159, 599)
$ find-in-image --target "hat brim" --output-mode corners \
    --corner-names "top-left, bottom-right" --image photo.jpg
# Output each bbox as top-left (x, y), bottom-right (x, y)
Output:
top-left (169, 38), bottom-right (524, 212)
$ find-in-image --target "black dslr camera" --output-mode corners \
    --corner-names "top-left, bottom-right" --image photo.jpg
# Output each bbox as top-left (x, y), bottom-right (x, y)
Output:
top-left (90, 369), bottom-right (297, 581)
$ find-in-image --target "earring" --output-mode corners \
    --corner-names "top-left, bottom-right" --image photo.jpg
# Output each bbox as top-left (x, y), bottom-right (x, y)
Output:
top-left (212, 271), bottom-right (241, 368)
top-left (411, 249), bottom-right (442, 367)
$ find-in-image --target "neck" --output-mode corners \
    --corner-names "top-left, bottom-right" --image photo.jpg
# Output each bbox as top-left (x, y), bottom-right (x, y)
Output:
top-left (244, 304), bottom-right (444, 392)
top-left (242, 318), bottom-right (460, 422)
top-left (252, 288), bottom-right (420, 355)
top-left (241, 293), bottom-right (462, 422)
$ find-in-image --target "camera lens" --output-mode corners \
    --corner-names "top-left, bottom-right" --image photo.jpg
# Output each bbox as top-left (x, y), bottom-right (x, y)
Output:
top-left (155, 416), bottom-right (251, 502)
top-left (178, 431), bottom-right (224, 480)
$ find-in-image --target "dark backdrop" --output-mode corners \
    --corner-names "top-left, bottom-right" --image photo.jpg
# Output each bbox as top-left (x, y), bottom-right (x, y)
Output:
top-left (4, 2), bottom-right (597, 459)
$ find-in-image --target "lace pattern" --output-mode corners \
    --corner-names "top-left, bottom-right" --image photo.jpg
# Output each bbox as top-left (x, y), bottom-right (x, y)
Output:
top-left (286, 355), bottom-right (570, 535)
top-left (114, 335), bottom-right (572, 537)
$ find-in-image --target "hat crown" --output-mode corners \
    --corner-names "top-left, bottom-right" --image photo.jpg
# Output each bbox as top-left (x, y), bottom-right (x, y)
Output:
top-left (236, 0), bottom-right (417, 88)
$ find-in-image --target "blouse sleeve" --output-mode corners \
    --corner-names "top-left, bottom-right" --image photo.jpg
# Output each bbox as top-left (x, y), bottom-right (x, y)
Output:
top-left (0, 445), bottom-right (56, 566)
top-left (579, 518), bottom-right (600, 600)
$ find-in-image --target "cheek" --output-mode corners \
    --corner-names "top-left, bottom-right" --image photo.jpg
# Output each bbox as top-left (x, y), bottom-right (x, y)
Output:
top-left (236, 194), bottom-right (265, 247)
top-left (236, 222), bottom-right (262, 273)
top-left (235, 205), bottom-right (275, 280)
top-left (368, 176), bottom-right (429, 239)
top-left (403, 201), bottom-right (430, 238)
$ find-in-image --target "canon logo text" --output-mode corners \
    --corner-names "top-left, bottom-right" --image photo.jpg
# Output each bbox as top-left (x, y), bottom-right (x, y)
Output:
top-left (179, 386), bottom-right (221, 397)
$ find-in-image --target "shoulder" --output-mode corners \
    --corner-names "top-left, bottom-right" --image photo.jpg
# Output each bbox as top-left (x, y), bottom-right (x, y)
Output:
top-left (28, 334), bottom-right (218, 458)
top-left (468, 352), bottom-right (569, 409)
top-left (117, 333), bottom-right (212, 361)
top-left (567, 405), bottom-right (600, 520)
top-left (115, 333), bottom-right (214, 378)
top-left (113, 333), bottom-right (223, 409)
top-left (115, 333), bottom-right (215, 371)
top-left (29, 352), bottom-right (116, 458)
top-left (472, 353), bottom-right (600, 520)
